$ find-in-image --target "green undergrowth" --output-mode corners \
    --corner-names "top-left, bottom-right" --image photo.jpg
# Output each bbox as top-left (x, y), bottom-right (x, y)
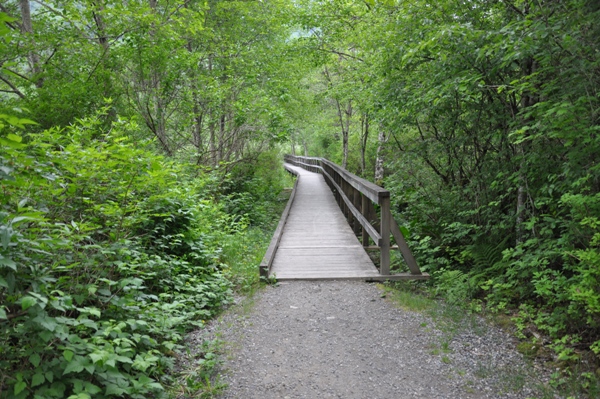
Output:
top-left (173, 162), bottom-right (293, 398)
top-left (0, 110), bottom-right (290, 399)
top-left (380, 280), bottom-right (600, 398)
top-left (171, 339), bottom-right (226, 399)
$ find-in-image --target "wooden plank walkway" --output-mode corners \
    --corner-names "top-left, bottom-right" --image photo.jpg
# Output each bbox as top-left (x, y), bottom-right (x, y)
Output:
top-left (270, 164), bottom-right (381, 280)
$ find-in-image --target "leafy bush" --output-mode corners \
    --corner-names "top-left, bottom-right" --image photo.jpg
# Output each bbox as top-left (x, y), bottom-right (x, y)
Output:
top-left (222, 149), bottom-right (289, 228)
top-left (0, 112), bottom-right (235, 398)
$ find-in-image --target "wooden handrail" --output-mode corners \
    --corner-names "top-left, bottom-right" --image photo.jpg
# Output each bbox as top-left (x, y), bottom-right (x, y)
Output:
top-left (284, 154), bottom-right (424, 276)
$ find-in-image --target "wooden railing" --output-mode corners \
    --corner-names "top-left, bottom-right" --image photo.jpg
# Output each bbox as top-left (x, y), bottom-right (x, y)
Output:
top-left (284, 154), bottom-right (425, 277)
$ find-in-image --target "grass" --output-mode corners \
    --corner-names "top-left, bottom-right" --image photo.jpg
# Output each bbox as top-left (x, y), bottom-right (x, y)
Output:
top-left (377, 281), bottom-right (434, 312)
top-left (172, 340), bottom-right (227, 399)
top-left (378, 281), bottom-right (484, 336)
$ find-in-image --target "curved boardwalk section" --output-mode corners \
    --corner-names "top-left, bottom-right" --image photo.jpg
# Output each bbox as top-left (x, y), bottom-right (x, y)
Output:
top-left (270, 164), bottom-right (380, 280)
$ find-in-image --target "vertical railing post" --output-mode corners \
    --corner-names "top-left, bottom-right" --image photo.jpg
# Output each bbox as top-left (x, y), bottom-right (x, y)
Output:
top-left (342, 180), bottom-right (349, 221)
top-left (361, 194), bottom-right (369, 246)
top-left (379, 194), bottom-right (391, 275)
top-left (352, 189), bottom-right (360, 235)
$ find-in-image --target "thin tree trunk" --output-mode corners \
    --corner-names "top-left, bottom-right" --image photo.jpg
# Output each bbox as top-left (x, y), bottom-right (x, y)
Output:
top-left (360, 111), bottom-right (369, 175)
top-left (343, 101), bottom-right (352, 169)
top-left (19, 0), bottom-right (42, 87)
top-left (290, 130), bottom-right (296, 156)
top-left (147, 0), bottom-right (171, 155)
top-left (515, 57), bottom-right (537, 245)
top-left (209, 116), bottom-right (217, 166)
top-left (516, 149), bottom-right (526, 244)
top-left (335, 99), bottom-right (352, 169)
top-left (190, 67), bottom-right (205, 158)
top-left (184, 5), bottom-right (204, 162)
top-left (375, 129), bottom-right (387, 186)
top-left (92, 1), bottom-right (109, 53)
top-left (192, 100), bottom-right (203, 148)
top-left (218, 113), bottom-right (226, 163)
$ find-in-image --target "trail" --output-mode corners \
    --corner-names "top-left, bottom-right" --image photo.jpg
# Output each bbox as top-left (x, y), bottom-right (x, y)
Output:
top-left (190, 281), bottom-right (549, 399)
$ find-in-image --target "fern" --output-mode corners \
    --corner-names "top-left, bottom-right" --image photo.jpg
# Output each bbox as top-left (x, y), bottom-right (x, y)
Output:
top-left (470, 237), bottom-right (509, 271)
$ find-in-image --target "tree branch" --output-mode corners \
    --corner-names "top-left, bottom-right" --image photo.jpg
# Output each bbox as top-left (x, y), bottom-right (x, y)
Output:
top-left (0, 74), bottom-right (26, 99)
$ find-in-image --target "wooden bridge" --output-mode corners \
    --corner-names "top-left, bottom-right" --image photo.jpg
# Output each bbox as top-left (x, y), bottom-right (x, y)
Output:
top-left (260, 155), bottom-right (429, 281)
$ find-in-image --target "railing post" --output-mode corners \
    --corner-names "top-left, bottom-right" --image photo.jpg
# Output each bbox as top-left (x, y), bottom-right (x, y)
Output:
top-left (380, 195), bottom-right (391, 275)
top-left (352, 189), bottom-right (361, 235)
top-left (361, 194), bottom-right (369, 245)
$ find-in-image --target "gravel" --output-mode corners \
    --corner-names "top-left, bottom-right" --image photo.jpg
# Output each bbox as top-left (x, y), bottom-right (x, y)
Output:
top-left (186, 281), bottom-right (554, 399)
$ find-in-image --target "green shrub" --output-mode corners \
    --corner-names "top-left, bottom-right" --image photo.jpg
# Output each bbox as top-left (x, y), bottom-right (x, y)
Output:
top-left (0, 112), bottom-right (234, 398)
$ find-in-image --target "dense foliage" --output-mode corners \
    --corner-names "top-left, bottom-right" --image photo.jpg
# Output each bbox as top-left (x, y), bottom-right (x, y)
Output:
top-left (376, 0), bottom-right (600, 367)
top-left (0, 0), bottom-right (292, 160)
top-left (0, 110), bottom-right (238, 398)
top-left (1, 2), bottom-right (293, 396)
top-left (286, 0), bottom-right (600, 386)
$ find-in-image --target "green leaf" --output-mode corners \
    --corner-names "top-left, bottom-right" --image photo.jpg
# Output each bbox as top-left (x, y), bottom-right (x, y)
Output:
top-left (84, 363), bottom-right (95, 375)
top-left (45, 371), bottom-right (54, 383)
top-left (0, 228), bottom-right (11, 251)
top-left (37, 316), bottom-right (58, 331)
top-left (0, 257), bottom-right (17, 271)
top-left (89, 352), bottom-right (104, 364)
top-left (63, 350), bottom-right (74, 362)
top-left (7, 133), bottom-right (22, 143)
top-left (63, 356), bottom-right (85, 375)
top-left (31, 373), bottom-right (45, 388)
top-left (83, 383), bottom-right (102, 395)
top-left (105, 384), bottom-right (126, 396)
top-left (399, 226), bottom-right (410, 239)
top-left (0, 137), bottom-right (26, 149)
top-left (29, 353), bottom-right (41, 367)
top-left (0, 276), bottom-right (8, 288)
top-left (39, 330), bottom-right (54, 342)
top-left (0, 308), bottom-right (6, 320)
top-left (14, 381), bottom-right (27, 395)
top-left (12, 215), bottom-right (43, 226)
top-left (115, 355), bottom-right (133, 364)
top-left (21, 295), bottom-right (37, 310)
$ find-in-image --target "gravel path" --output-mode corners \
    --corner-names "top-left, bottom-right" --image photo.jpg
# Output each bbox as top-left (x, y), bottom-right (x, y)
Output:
top-left (188, 281), bottom-right (553, 399)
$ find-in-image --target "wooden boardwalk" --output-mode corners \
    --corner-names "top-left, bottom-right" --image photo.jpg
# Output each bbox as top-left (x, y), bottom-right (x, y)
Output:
top-left (270, 164), bottom-right (381, 280)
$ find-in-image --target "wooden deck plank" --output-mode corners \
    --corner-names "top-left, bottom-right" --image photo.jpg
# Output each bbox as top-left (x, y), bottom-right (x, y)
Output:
top-left (270, 164), bottom-right (381, 280)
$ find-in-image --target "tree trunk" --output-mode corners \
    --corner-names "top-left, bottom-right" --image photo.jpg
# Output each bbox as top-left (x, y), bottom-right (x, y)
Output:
top-left (209, 115), bottom-right (217, 166)
top-left (515, 155), bottom-right (526, 244)
top-left (335, 99), bottom-right (352, 169)
top-left (146, 0), bottom-right (171, 155)
top-left (218, 113), bottom-right (226, 163)
top-left (375, 129), bottom-right (387, 186)
top-left (343, 101), bottom-right (351, 169)
top-left (515, 57), bottom-right (537, 245)
top-left (92, 1), bottom-right (110, 53)
top-left (189, 59), bottom-right (205, 159)
top-left (360, 111), bottom-right (369, 175)
top-left (192, 93), bottom-right (203, 150)
top-left (19, 0), bottom-right (42, 87)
